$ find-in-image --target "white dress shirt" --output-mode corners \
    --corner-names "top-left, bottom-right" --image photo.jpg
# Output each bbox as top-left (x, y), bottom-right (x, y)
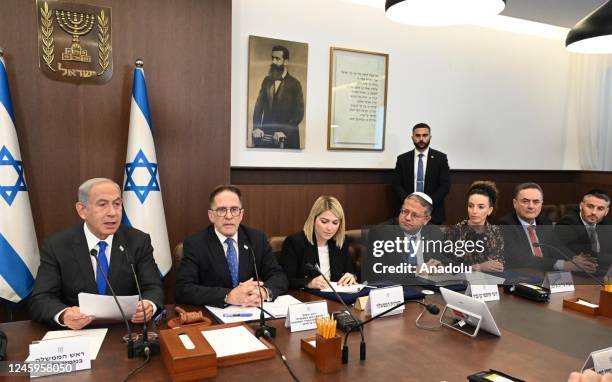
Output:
top-left (413, 147), bottom-right (430, 192)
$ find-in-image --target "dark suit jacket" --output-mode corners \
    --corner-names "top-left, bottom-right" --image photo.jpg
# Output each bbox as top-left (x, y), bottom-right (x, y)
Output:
top-left (392, 148), bottom-right (451, 224)
top-left (497, 212), bottom-right (572, 270)
top-left (175, 225), bottom-right (288, 307)
top-left (362, 224), bottom-right (447, 285)
top-left (29, 224), bottom-right (164, 327)
top-left (279, 231), bottom-right (355, 290)
top-left (556, 210), bottom-right (612, 254)
top-left (253, 72), bottom-right (304, 149)
top-left (555, 210), bottom-right (612, 269)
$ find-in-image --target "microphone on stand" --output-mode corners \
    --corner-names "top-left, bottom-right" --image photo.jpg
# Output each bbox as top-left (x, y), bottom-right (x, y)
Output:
top-left (305, 263), bottom-right (365, 363)
top-left (124, 246), bottom-right (159, 357)
top-left (90, 249), bottom-right (134, 359)
top-left (243, 242), bottom-right (277, 339)
top-left (533, 242), bottom-right (604, 287)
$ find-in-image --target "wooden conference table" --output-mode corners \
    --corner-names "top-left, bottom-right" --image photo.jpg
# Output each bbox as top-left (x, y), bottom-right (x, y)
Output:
top-left (1, 286), bottom-right (611, 381)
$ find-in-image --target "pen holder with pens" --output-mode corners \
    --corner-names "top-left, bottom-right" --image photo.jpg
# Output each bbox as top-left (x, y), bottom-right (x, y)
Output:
top-left (599, 289), bottom-right (612, 318)
top-left (314, 334), bottom-right (342, 373)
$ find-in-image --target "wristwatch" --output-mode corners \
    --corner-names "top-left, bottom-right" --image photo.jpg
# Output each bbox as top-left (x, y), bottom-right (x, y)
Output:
top-left (224, 292), bottom-right (231, 305)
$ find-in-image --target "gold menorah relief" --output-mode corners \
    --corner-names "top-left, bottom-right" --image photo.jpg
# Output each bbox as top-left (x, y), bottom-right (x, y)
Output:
top-left (55, 9), bottom-right (95, 62)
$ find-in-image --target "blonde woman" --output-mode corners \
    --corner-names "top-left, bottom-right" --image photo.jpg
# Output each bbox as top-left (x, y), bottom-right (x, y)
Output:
top-left (280, 196), bottom-right (356, 290)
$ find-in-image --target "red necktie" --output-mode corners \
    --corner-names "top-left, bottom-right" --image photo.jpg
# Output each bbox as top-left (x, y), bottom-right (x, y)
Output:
top-left (527, 225), bottom-right (543, 257)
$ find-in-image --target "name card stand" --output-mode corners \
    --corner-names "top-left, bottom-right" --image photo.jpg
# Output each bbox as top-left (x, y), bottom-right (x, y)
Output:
top-left (465, 283), bottom-right (499, 302)
top-left (543, 271), bottom-right (575, 293)
top-left (285, 301), bottom-right (329, 332)
top-left (582, 346), bottom-right (612, 374)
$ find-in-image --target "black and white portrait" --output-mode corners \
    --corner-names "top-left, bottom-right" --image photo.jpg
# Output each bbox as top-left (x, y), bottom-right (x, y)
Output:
top-left (247, 35), bottom-right (308, 149)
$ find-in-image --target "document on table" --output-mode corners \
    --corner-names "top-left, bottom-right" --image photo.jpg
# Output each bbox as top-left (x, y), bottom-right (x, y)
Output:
top-left (206, 294), bottom-right (302, 324)
top-left (78, 293), bottom-right (139, 320)
top-left (321, 282), bottom-right (366, 294)
top-left (38, 328), bottom-right (108, 360)
top-left (201, 325), bottom-right (267, 357)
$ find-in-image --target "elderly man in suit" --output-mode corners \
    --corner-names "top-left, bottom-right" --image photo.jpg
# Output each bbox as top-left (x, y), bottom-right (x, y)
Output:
top-left (497, 182), bottom-right (596, 273)
top-left (252, 45), bottom-right (304, 149)
top-left (29, 178), bottom-right (163, 329)
top-left (556, 189), bottom-right (612, 272)
top-left (392, 123), bottom-right (451, 224)
top-left (175, 185), bottom-right (288, 307)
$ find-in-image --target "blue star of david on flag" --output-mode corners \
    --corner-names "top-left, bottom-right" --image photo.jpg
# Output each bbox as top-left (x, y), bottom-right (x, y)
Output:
top-left (0, 145), bottom-right (27, 206)
top-left (123, 149), bottom-right (160, 204)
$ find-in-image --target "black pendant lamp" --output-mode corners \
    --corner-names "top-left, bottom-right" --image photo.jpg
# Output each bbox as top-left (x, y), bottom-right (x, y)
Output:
top-left (566, 1), bottom-right (612, 54)
top-left (385, 0), bottom-right (506, 26)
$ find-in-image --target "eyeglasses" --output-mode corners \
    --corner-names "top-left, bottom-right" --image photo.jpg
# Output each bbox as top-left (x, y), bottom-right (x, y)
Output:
top-left (211, 207), bottom-right (243, 217)
top-left (400, 209), bottom-right (428, 219)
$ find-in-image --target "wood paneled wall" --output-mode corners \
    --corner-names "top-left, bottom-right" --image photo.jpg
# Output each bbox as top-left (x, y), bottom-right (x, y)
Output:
top-left (232, 168), bottom-right (611, 238)
top-left (0, 0), bottom-right (231, 318)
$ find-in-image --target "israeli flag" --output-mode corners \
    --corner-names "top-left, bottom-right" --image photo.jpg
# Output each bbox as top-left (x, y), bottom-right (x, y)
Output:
top-left (0, 52), bottom-right (39, 302)
top-left (122, 61), bottom-right (171, 275)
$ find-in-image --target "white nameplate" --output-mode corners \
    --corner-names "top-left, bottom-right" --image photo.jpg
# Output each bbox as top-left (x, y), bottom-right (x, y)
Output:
top-left (582, 347), bottom-right (612, 374)
top-left (466, 283), bottom-right (499, 302)
top-left (27, 337), bottom-right (91, 378)
top-left (543, 271), bottom-right (575, 293)
top-left (366, 285), bottom-right (404, 317)
top-left (284, 300), bottom-right (328, 332)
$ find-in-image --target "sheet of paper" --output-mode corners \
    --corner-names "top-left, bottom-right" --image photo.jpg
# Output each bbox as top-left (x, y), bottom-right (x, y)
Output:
top-left (576, 299), bottom-right (599, 309)
top-left (262, 294), bottom-right (301, 317)
top-left (205, 294), bottom-right (302, 323)
top-left (321, 282), bottom-right (366, 294)
top-left (40, 328), bottom-right (108, 360)
top-left (201, 325), bottom-right (267, 358)
top-left (78, 293), bottom-right (138, 320)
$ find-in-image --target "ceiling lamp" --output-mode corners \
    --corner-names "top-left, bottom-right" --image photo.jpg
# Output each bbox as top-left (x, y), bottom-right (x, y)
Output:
top-left (566, 1), bottom-right (612, 54)
top-left (385, 0), bottom-right (506, 26)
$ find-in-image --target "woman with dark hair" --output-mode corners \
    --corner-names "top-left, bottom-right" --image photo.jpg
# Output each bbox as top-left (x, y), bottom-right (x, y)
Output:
top-left (445, 181), bottom-right (505, 272)
top-left (279, 196), bottom-right (355, 290)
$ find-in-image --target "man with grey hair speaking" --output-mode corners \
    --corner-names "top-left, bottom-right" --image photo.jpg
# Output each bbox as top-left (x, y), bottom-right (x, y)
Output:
top-left (29, 178), bottom-right (164, 329)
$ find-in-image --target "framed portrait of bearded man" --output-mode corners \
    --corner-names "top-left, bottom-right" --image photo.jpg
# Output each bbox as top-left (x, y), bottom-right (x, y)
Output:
top-left (247, 35), bottom-right (308, 149)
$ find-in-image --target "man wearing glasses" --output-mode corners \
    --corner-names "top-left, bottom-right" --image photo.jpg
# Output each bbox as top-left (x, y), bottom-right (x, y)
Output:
top-left (362, 192), bottom-right (447, 285)
top-left (175, 185), bottom-right (288, 307)
top-left (497, 182), bottom-right (590, 272)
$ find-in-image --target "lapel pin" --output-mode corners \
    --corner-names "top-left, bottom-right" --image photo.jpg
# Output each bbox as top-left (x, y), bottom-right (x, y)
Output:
top-left (119, 245), bottom-right (124, 252)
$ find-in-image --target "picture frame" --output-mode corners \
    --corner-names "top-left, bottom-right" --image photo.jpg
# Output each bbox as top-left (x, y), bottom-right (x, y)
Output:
top-left (327, 47), bottom-right (388, 151)
top-left (247, 35), bottom-right (308, 150)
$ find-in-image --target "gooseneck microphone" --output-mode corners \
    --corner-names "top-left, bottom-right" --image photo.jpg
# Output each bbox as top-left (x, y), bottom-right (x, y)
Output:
top-left (305, 263), bottom-right (366, 363)
top-left (533, 242), bottom-right (604, 287)
top-left (90, 249), bottom-right (134, 358)
top-left (125, 247), bottom-right (159, 358)
top-left (243, 242), bottom-right (277, 339)
top-left (342, 292), bottom-right (439, 361)
top-left (243, 232), bottom-right (299, 382)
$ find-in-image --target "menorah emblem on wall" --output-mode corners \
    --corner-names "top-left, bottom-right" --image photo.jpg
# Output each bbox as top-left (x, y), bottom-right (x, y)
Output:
top-left (55, 9), bottom-right (95, 62)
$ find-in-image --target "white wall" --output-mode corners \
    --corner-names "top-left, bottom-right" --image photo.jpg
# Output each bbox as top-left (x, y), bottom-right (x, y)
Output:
top-left (231, 0), bottom-right (578, 170)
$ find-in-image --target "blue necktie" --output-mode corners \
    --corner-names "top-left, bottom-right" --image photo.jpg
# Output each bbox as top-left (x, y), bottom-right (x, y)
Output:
top-left (416, 153), bottom-right (424, 192)
top-left (225, 238), bottom-right (239, 288)
top-left (96, 241), bottom-right (109, 295)
top-left (406, 236), bottom-right (417, 265)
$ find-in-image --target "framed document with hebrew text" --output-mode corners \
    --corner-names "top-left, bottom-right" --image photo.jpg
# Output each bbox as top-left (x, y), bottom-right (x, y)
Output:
top-left (327, 48), bottom-right (388, 151)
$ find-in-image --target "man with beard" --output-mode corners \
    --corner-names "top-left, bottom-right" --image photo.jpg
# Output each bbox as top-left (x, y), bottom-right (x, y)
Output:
top-left (392, 123), bottom-right (450, 224)
top-left (555, 189), bottom-right (612, 272)
top-left (252, 45), bottom-right (304, 149)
